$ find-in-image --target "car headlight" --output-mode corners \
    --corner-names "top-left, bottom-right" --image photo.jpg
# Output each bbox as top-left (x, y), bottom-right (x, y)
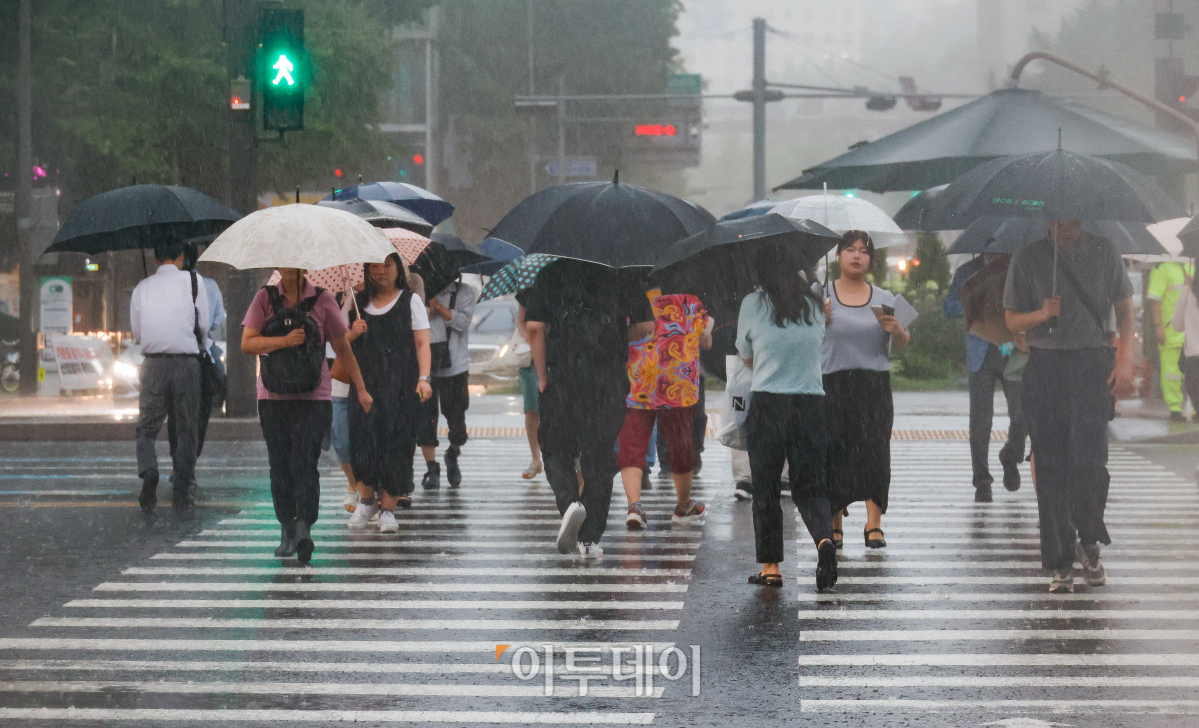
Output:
top-left (499, 344), bottom-right (509, 358)
top-left (112, 361), bottom-right (139, 379)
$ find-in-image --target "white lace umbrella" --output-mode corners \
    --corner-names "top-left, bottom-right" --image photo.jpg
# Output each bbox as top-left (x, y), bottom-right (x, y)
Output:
top-left (770, 189), bottom-right (908, 248)
top-left (199, 203), bottom-right (396, 270)
top-left (265, 227), bottom-right (431, 290)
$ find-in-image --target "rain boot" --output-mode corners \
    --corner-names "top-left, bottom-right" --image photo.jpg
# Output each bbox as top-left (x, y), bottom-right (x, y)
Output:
top-left (294, 520), bottom-right (314, 564)
top-left (274, 519), bottom-right (297, 557)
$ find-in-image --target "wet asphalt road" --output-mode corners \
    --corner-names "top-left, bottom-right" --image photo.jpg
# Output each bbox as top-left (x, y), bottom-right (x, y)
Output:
top-left (0, 438), bottom-right (1197, 727)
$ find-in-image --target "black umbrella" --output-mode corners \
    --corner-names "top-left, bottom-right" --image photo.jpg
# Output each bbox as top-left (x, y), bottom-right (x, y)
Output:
top-left (893, 184), bottom-right (949, 230)
top-left (777, 88), bottom-right (1198, 193)
top-left (946, 217), bottom-right (1164, 255)
top-left (651, 214), bottom-right (840, 376)
top-left (921, 149), bottom-right (1183, 231)
top-left (1174, 215), bottom-right (1199, 257)
top-left (316, 198), bottom-right (433, 235)
top-left (460, 237), bottom-right (524, 276)
top-left (410, 233), bottom-right (489, 299)
top-left (488, 174), bottom-right (716, 268)
top-left (49, 185), bottom-right (241, 255)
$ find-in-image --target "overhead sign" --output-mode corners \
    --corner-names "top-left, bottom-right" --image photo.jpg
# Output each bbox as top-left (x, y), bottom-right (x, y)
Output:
top-left (39, 277), bottom-right (72, 336)
top-left (545, 158), bottom-right (598, 178)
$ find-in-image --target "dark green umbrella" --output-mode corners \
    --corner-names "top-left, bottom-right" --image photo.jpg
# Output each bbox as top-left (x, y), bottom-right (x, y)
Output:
top-left (479, 254), bottom-right (559, 302)
top-left (777, 88), bottom-right (1198, 193)
top-left (48, 184), bottom-right (242, 255)
top-left (946, 217), bottom-right (1163, 255)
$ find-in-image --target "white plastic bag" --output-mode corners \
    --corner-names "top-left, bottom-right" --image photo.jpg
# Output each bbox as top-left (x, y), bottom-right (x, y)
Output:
top-left (717, 354), bottom-right (752, 451)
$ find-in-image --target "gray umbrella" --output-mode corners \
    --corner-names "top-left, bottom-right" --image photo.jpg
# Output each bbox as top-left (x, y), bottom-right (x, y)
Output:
top-left (777, 88), bottom-right (1197, 193)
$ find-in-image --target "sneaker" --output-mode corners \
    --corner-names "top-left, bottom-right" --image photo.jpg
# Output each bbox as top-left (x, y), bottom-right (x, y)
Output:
top-left (347, 503), bottom-right (378, 530)
top-left (377, 510), bottom-right (399, 534)
top-left (974, 486), bottom-right (993, 503)
top-left (556, 501), bottom-right (587, 554)
top-left (1049, 569), bottom-right (1074, 593)
top-left (445, 450), bottom-right (462, 488)
top-left (1076, 542), bottom-right (1107, 586)
top-left (733, 482), bottom-right (752, 501)
top-left (626, 503), bottom-right (647, 530)
top-left (574, 542), bottom-right (604, 560)
top-left (138, 471), bottom-right (159, 514)
top-left (672, 500), bottom-right (706, 525)
top-left (422, 462), bottom-right (441, 490)
top-left (343, 490), bottom-right (359, 513)
top-left (998, 446), bottom-right (1021, 492)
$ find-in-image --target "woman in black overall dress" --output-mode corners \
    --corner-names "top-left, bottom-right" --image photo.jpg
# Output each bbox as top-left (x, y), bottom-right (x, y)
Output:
top-left (345, 253), bottom-right (433, 533)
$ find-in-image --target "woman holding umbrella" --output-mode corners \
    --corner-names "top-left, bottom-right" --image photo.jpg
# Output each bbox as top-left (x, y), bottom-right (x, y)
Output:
top-left (822, 232), bottom-right (910, 550)
top-left (344, 253), bottom-right (434, 533)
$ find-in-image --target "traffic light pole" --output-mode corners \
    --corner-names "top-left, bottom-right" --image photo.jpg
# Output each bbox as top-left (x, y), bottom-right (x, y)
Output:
top-left (16, 0), bottom-right (37, 397)
top-left (224, 0), bottom-right (261, 418)
top-left (751, 18), bottom-right (767, 202)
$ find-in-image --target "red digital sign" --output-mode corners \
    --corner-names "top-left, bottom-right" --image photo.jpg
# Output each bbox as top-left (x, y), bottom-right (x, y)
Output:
top-left (635, 124), bottom-right (677, 137)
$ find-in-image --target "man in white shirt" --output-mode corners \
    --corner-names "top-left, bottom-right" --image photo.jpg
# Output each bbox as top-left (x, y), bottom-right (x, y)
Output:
top-left (130, 241), bottom-right (210, 512)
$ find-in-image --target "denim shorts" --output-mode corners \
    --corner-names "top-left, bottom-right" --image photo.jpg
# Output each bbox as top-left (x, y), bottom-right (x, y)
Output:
top-left (331, 396), bottom-right (351, 464)
top-left (519, 366), bottom-right (539, 413)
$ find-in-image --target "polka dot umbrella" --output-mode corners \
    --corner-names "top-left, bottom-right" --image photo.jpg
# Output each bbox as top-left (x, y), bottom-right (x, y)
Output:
top-left (267, 227), bottom-right (431, 291)
top-left (479, 254), bottom-right (559, 302)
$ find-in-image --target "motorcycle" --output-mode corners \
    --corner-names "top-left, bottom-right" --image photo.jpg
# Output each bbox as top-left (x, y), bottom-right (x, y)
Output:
top-left (0, 342), bottom-right (18, 395)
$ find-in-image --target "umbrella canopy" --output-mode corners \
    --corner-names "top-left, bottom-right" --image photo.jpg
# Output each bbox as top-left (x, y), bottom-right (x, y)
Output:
top-left (412, 233), bottom-right (489, 299)
top-left (893, 184), bottom-right (949, 230)
top-left (461, 237), bottom-right (525, 276)
top-left (718, 199), bottom-right (782, 222)
top-left (199, 204), bottom-right (395, 271)
top-left (922, 150), bottom-right (1183, 230)
top-left (479, 254), bottom-right (560, 302)
top-left (946, 217), bottom-right (1165, 255)
top-left (265, 227), bottom-right (432, 291)
top-left (49, 184), bottom-right (241, 255)
top-left (316, 198), bottom-right (433, 235)
top-left (1128, 217), bottom-right (1191, 263)
top-left (777, 88), bottom-right (1198, 193)
top-left (1174, 214), bottom-right (1199, 257)
top-left (326, 181), bottom-right (455, 227)
top-left (769, 192), bottom-right (907, 247)
top-left (487, 177), bottom-right (716, 268)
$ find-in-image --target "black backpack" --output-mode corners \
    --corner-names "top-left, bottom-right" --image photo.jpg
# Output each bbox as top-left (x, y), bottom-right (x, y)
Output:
top-left (551, 296), bottom-right (619, 375)
top-left (259, 285), bottom-right (326, 395)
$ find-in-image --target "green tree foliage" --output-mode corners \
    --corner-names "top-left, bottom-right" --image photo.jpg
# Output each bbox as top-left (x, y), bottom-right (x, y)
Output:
top-left (0, 1), bottom-right (423, 215)
top-left (435, 0), bottom-right (683, 239)
top-left (907, 232), bottom-right (950, 294)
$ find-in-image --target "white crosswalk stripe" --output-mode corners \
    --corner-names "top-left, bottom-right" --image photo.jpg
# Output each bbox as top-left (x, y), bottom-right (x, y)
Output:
top-left (0, 440), bottom-right (726, 724)
top-left (797, 441), bottom-right (1199, 721)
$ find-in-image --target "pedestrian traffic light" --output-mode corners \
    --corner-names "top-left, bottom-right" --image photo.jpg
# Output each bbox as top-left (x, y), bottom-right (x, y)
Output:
top-left (259, 7), bottom-right (306, 132)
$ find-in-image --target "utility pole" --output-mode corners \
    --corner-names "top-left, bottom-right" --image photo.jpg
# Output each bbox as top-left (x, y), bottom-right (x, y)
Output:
top-left (527, 0), bottom-right (537, 194)
top-left (751, 17), bottom-right (767, 202)
top-left (223, 0), bottom-right (260, 418)
top-left (16, 0), bottom-right (37, 396)
top-left (556, 76), bottom-right (567, 187)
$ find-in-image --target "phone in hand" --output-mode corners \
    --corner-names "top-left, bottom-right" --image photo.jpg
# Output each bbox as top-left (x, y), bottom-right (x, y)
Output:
top-left (870, 304), bottom-right (894, 323)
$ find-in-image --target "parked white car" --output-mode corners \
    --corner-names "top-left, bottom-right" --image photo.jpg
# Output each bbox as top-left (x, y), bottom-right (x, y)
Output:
top-left (467, 298), bottom-right (524, 383)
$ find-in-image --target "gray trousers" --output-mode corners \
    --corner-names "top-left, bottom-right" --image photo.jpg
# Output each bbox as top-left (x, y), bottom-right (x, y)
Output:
top-left (136, 356), bottom-right (201, 490)
top-left (969, 344), bottom-right (1027, 489)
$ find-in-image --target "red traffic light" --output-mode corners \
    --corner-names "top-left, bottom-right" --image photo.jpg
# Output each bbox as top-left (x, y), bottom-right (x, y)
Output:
top-left (335, 168), bottom-right (342, 177)
top-left (635, 124), bottom-right (676, 137)
top-left (413, 154), bottom-right (424, 165)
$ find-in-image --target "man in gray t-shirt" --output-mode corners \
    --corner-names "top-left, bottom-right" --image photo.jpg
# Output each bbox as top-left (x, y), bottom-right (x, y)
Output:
top-left (1002, 221), bottom-right (1136, 594)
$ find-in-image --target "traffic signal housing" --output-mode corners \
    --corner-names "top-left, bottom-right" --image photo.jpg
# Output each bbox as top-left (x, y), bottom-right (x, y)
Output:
top-left (259, 7), bottom-right (306, 132)
top-left (1155, 57), bottom-right (1199, 130)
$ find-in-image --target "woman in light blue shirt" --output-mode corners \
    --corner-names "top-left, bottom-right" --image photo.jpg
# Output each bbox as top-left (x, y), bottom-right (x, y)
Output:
top-left (736, 241), bottom-right (837, 592)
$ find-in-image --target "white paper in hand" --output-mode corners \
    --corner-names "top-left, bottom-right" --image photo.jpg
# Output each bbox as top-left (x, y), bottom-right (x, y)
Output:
top-left (892, 294), bottom-right (919, 329)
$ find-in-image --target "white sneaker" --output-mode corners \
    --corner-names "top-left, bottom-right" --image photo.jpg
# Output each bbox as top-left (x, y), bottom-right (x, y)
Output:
top-left (556, 501), bottom-right (586, 554)
top-left (377, 510), bottom-right (399, 534)
top-left (574, 542), bottom-right (603, 560)
top-left (343, 490), bottom-right (359, 513)
top-left (347, 503), bottom-right (378, 530)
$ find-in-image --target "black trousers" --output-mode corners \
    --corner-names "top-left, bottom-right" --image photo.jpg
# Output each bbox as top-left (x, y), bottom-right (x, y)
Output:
top-left (746, 392), bottom-right (832, 563)
top-left (969, 343), bottom-right (1028, 488)
top-left (259, 399), bottom-right (331, 525)
top-left (1023, 348), bottom-right (1114, 571)
top-left (539, 370), bottom-right (628, 545)
top-left (417, 372), bottom-right (470, 450)
top-left (1182, 355), bottom-right (1199, 411)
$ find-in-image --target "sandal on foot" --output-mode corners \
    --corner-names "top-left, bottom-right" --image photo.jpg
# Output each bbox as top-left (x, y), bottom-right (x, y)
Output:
top-left (748, 572), bottom-right (783, 587)
top-left (395, 494), bottom-right (412, 509)
top-left (816, 540), bottom-right (838, 592)
top-left (522, 461), bottom-right (543, 480)
top-left (832, 528), bottom-right (844, 550)
top-left (864, 527), bottom-right (887, 549)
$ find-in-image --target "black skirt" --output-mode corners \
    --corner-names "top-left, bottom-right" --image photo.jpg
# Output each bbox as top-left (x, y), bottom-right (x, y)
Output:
top-left (824, 368), bottom-right (893, 513)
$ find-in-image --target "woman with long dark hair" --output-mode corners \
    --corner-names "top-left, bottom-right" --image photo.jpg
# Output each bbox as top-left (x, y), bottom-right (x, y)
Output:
top-left (344, 253), bottom-right (433, 534)
top-left (737, 241), bottom-right (837, 591)
top-left (822, 231), bottom-right (909, 550)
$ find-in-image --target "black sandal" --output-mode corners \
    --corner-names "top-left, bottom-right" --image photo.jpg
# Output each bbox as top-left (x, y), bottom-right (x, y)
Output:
top-left (748, 572), bottom-right (783, 587)
top-left (396, 494), bottom-right (412, 509)
top-left (832, 529), bottom-right (844, 550)
top-left (864, 527), bottom-right (887, 549)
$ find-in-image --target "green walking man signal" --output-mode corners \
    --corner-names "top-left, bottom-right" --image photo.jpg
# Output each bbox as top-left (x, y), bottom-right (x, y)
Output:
top-left (259, 7), bottom-right (306, 132)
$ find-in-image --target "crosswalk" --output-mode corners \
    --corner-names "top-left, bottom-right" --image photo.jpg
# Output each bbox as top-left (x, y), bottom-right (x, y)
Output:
top-left (796, 441), bottom-right (1199, 720)
top-left (0, 440), bottom-right (713, 725)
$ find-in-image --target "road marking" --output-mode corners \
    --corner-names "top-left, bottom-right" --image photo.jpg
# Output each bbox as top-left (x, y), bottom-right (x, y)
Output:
top-left (149, 552), bottom-right (697, 562)
top-left (832, 561), bottom-right (1194, 570)
top-left (796, 654), bottom-right (1199, 666)
top-left (0, 638), bottom-right (676, 653)
top-left (835, 575), bottom-right (1199, 584)
top-left (795, 592), bottom-right (1199, 603)
top-left (197, 529), bottom-right (701, 539)
top-left (798, 629), bottom-right (1199, 641)
top-left (123, 566), bottom-right (693, 576)
top-left (0, 659), bottom-right (676, 675)
top-left (175, 540), bottom-right (699, 550)
top-left (796, 609), bottom-right (1199, 620)
top-left (94, 582), bottom-right (689, 594)
top-left (32, 617), bottom-right (680, 631)
top-left (0, 708), bottom-right (657, 724)
top-left (798, 700), bottom-right (1199, 714)
top-left (0, 680), bottom-right (666, 698)
top-left (65, 598), bottom-right (685, 610)
top-left (796, 676), bottom-right (1199, 687)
